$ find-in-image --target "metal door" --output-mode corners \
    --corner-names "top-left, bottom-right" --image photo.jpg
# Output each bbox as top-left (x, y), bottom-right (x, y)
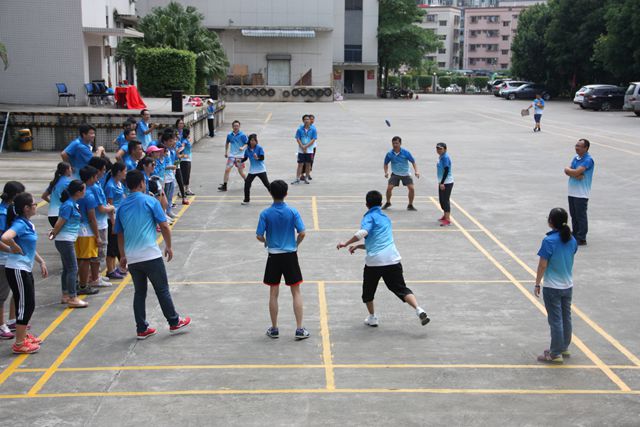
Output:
top-left (267, 60), bottom-right (290, 86)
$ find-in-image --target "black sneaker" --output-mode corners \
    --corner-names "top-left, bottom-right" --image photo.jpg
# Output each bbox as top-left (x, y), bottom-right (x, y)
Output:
top-left (307, 176), bottom-right (313, 180)
top-left (419, 312), bottom-right (430, 326)
top-left (217, 183), bottom-right (227, 192)
top-left (407, 204), bottom-right (417, 211)
top-left (295, 328), bottom-right (310, 340)
top-left (578, 240), bottom-right (587, 246)
top-left (266, 327), bottom-right (279, 339)
top-left (77, 286), bottom-right (99, 295)
top-left (382, 202), bottom-right (391, 210)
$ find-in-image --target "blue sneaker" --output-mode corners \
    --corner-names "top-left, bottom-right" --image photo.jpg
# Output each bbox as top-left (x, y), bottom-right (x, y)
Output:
top-left (295, 328), bottom-right (310, 340)
top-left (266, 327), bottom-right (279, 339)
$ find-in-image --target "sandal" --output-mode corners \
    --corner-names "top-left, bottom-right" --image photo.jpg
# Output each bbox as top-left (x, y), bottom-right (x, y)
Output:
top-left (67, 298), bottom-right (88, 309)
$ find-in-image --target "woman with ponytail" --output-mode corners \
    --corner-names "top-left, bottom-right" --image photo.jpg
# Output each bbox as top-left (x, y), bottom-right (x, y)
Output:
top-left (534, 207), bottom-right (577, 364)
top-left (0, 181), bottom-right (25, 339)
top-left (50, 180), bottom-right (88, 309)
top-left (1, 193), bottom-right (48, 354)
top-left (41, 162), bottom-right (72, 227)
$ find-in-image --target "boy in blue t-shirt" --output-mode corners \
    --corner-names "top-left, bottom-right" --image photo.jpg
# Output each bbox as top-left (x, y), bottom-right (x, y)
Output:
top-left (218, 120), bottom-right (248, 192)
top-left (527, 93), bottom-right (545, 132)
top-left (256, 180), bottom-right (308, 340)
top-left (241, 133), bottom-right (270, 205)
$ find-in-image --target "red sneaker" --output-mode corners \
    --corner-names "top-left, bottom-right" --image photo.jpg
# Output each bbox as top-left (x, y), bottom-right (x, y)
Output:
top-left (12, 340), bottom-right (40, 354)
top-left (169, 317), bottom-right (191, 334)
top-left (137, 327), bottom-right (157, 340)
top-left (440, 219), bottom-right (451, 227)
top-left (182, 199), bottom-right (190, 205)
top-left (25, 333), bottom-right (42, 345)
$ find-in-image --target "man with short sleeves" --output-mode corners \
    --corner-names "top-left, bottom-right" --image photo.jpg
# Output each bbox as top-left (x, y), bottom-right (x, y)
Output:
top-left (256, 180), bottom-right (309, 340)
top-left (218, 120), bottom-right (248, 191)
top-left (116, 169), bottom-right (191, 340)
top-left (564, 138), bottom-right (595, 245)
top-left (60, 124), bottom-right (104, 179)
top-left (527, 93), bottom-right (545, 132)
top-left (123, 140), bottom-right (144, 171)
top-left (136, 109), bottom-right (155, 151)
top-left (383, 136), bottom-right (420, 211)
top-left (115, 127), bottom-right (137, 161)
top-left (292, 115), bottom-right (317, 185)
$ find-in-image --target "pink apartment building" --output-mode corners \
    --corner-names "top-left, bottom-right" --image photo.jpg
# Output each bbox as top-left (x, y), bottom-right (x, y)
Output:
top-left (463, 6), bottom-right (524, 71)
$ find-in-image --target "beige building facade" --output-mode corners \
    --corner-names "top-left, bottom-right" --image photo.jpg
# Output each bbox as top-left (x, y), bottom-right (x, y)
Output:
top-left (418, 6), bottom-right (462, 70)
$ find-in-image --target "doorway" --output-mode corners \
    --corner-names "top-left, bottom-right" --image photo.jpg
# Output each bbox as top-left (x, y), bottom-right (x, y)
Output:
top-left (344, 70), bottom-right (364, 94)
top-left (88, 46), bottom-right (103, 81)
top-left (267, 59), bottom-right (290, 86)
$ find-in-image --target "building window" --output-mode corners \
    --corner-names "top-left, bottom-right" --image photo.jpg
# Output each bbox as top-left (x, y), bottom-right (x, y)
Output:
top-left (469, 45), bottom-right (476, 52)
top-left (487, 16), bottom-right (499, 23)
top-left (502, 21), bottom-right (510, 27)
top-left (501, 63), bottom-right (508, 69)
top-left (439, 20), bottom-right (447, 26)
top-left (345, 0), bottom-right (363, 11)
top-left (487, 44), bottom-right (498, 51)
top-left (438, 62), bottom-right (446, 68)
top-left (427, 56), bottom-right (436, 61)
top-left (344, 44), bottom-right (362, 62)
top-left (426, 14), bottom-right (436, 22)
top-left (502, 35), bottom-right (509, 41)
top-left (501, 49), bottom-right (508, 55)
top-left (469, 30), bottom-right (478, 37)
top-left (469, 58), bottom-right (477, 65)
top-left (438, 48), bottom-right (446, 54)
top-left (471, 16), bottom-right (479, 24)
top-left (487, 30), bottom-right (499, 37)
top-left (438, 34), bottom-right (447, 40)
top-left (487, 58), bottom-right (497, 65)
top-left (512, 14), bottom-right (519, 19)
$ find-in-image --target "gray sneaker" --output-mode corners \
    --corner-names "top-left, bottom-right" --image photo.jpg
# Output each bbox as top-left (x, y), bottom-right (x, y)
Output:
top-left (295, 327), bottom-right (310, 340)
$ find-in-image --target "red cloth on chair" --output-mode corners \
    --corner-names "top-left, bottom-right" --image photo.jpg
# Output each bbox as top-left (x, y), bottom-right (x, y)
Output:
top-left (116, 86), bottom-right (147, 109)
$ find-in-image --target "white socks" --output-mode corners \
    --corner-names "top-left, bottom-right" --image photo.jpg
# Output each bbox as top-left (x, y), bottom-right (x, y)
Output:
top-left (415, 307), bottom-right (425, 317)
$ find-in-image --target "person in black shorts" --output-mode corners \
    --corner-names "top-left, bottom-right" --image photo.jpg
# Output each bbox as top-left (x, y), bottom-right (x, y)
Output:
top-left (256, 180), bottom-right (309, 340)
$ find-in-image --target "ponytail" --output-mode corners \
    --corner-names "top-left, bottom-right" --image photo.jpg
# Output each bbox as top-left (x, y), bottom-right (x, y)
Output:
top-left (6, 193), bottom-right (33, 228)
top-left (1, 181), bottom-right (26, 203)
top-left (60, 180), bottom-right (84, 203)
top-left (548, 207), bottom-right (572, 243)
top-left (48, 162), bottom-right (71, 192)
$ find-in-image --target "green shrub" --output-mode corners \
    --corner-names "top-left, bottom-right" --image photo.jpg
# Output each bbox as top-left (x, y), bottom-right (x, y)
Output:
top-left (438, 76), bottom-right (452, 89)
top-left (472, 76), bottom-right (489, 89)
top-left (387, 75), bottom-right (400, 87)
top-left (454, 76), bottom-right (469, 90)
top-left (417, 75), bottom-right (433, 89)
top-left (136, 47), bottom-right (196, 96)
top-left (400, 75), bottom-right (414, 89)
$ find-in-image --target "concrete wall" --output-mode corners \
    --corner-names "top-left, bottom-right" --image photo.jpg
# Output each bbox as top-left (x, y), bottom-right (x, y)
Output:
top-left (361, 0), bottom-right (379, 64)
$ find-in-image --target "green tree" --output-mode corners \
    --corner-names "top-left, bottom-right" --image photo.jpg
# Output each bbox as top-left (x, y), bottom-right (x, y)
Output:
top-left (116, 1), bottom-right (228, 93)
top-left (0, 41), bottom-right (7, 70)
top-left (593, 0), bottom-right (640, 84)
top-left (378, 0), bottom-right (441, 91)
top-left (511, 3), bottom-right (552, 84)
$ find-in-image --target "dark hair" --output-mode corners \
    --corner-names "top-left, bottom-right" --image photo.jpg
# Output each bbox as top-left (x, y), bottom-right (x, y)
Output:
top-left (137, 156), bottom-right (155, 170)
top-left (436, 142), bottom-right (447, 150)
top-left (125, 128), bottom-right (137, 138)
top-left (126, 169), bottom-right (145, 191)
top-left (88, 156), bottom-right (107, 171)
top-left (1, 181), bottom-right (26, 203)
top-left (309, 114), bottom-right (315, 119)
top-left (175, 118), bottom-right (184, 127)
top-left (111, 161), bottom-right (126, 177)
top-left (47, 162), bottom-right (71, 193)
top-left (140, 109), bottom-right (149, 116)
top-left (127, 140), bottom-right (142, 155)
top-left (302, 114), bottom-right (309, 121)
top-left (392, 136), bottom-right (402, 143)
top-left (79, 166), bottom-right (99, 183)
top-left (269, 180), bottom-right (288, 200)
top-left (6, 192), bottom-right (33, 227)
top-left (248, 133), bottom-right (258, 146)
top-left (366, 190), bottom-right (383, 207)
top-left (161, 128), bottom-right (176, 142)
top-left (232, 120), bottom-right (240, 126)
top-left (578, 138), bottom-right (590, 150)
top-left (548, 207), bottom-right (572, 243)
top-left (79, 123), bottom-right (95, 137)
top-left (60, 180), bottom-right (85, 203)
top-left (182, 128), bottom-right (190, 139)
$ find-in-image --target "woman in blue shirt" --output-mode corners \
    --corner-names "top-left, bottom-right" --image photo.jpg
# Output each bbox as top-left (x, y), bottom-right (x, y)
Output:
top-left (534, 207), bottom-right (577, 364)
top-left (50, 180), bottom-right (87, 309)
top-left (105, 162), bottom-right (127, 279)
top-left (178, 128), bottom-right (194, 196)
top-left (1, 193), bottom-right (48, 354)
top-left (41, 162), bottom-right (72, 227)
top-left (241, 134), bottom-right (270, 205)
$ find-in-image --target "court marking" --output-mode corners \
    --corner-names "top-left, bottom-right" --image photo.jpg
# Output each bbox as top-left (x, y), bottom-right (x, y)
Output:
top-left (318, 281), bottom-right (335, 389)
top-left (264, 112), bottom-right (273, 124)
top-left (171, 228), bottom-right (480, 233)
top-left (431, 197), bottom-right (630, 391)
top-left (24, 199), bottom-right (196, 397)
top-left (167, 280), bottom-right (532, 285)
top-left (451, 199), bottom-right (640, 367)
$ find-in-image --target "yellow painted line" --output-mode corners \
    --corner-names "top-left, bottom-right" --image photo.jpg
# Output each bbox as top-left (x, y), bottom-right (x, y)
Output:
top-left (430, 197), bottom-right (630, 391)
top-left (171, 228), bottom-right (478, 233)
top-left (26, 198), bottom-right (195, 396)
top-left (451, 198), bottom-right (640, 367)
top-left (36, 200), bottom-right (48, 208)
top-left (16, 364), bottom-right (324, 373)
top-left (333, 364), bottom-right (598, 370)
top-left (0, 388), bottom-right (637, 399)
top-left (0, 157), bottom-right (59, 162)
top-left (264, 112), bottom-right (272, 124)
top-left (311, 196), bottom-right (320, 231)
top-left (317, 281), bottom-right (335, 390)
top-left (167, 280), bottom-right (528, 285)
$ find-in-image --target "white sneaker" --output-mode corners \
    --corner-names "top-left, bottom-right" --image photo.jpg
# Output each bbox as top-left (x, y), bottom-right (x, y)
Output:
top-left (167, 211), bottom-right (177, 219)
top-left (364, 314), bottom-right (379, 327)
top-left (92, 278), bottom-right (112, 288)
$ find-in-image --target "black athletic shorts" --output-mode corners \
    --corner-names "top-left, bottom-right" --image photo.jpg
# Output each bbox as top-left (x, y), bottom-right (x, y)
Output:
top-left (263, 252), bottom-right (303, 286)
top-left (362, 262), bottom-right (413, 303)
top-left (297, 153), bottom-right (314, 164)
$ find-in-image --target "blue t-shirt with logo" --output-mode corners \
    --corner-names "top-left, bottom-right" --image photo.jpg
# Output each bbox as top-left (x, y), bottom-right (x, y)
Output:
top-left (63, 137), bottom-right (93, 179)
top-left (78, 191), bottom-right (98, 237)
top-left (123, 154), bottom-right (138, 171)
top-left (537, 230), bottom-right (577, 289)
top-left (177, 138), bottom-right (192, 161)
top-left (360, 206), bottom-right (401, 267)
top-left (114, 192), bottom-right (167, 264)
top-left (256, 202), bottom-right (305, 253)
top-left (47, 176), bottom-right (72, 217)
top-left (533, 98), bottom-right (545, 115)
top-left (226, 131), bottom-right (248, 157)
top-left (154, 156), bottom-right (166, 183)
top-left (165, 150), bottom-right (176, 182)
top-left (437, 153), bottom-right (454, 184)
top-left (0, 202), bottom-right (8, 265)
top-left (384, 148), bottom-right (415, 177)
top-left (104, 178), bottom-right (125, 210)
top-left (90, 183), bottom-right (109, 230)
top-left (137, 120), bottom-right (152, 150)
top-left (243, 145), bottom-right (267, 174)
top-left (56, 199), bottom-right (81, 242)
top-left (295, 126), bottom-right (318, 152)
top-left (116, 132), bottom-right (128, 150)
top-left (568, 153), bottom-right (594, 199)
top-left (5, 217), bottom-right (38, 272)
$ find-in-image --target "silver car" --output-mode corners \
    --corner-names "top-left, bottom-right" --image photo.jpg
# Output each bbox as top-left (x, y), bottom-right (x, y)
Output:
top-left (623, 82), bottom-right (640, 116)
top-left (574, 84), bottom-right (618, 108)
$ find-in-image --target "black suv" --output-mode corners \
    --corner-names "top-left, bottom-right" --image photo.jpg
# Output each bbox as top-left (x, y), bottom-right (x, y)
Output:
top-left (581, 87), bottom-right (626, 111)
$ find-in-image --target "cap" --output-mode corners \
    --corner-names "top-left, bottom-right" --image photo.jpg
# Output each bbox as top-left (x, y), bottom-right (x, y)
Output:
top-left (146, 145), bottom-right (163, 154)
top-left (436, 142), bottom-right (447, 149)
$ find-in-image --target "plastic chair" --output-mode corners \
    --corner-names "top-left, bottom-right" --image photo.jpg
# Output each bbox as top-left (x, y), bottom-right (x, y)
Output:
top-left (56, 83), bottom-right (76, 106)
top-left (84, 83), bottom-right (101, 106)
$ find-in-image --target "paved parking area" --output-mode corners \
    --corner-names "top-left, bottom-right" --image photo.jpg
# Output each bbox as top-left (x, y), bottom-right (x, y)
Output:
top-left (1, 95), bottom-right (639, 425)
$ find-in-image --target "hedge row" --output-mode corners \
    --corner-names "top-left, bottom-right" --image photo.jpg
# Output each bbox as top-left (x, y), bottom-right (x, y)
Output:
top-left (136, 47), bottom-right (196, 97)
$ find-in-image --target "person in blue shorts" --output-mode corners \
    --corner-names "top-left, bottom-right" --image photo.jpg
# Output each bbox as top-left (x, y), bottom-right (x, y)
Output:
top-left (383, 136), bottom-right (420, 211)
top-left (256, 180), bottom-right (309, 340)
top-left (241, 133), bottom-right (270, 205)
top-left (116, 170), bottom-right (191, 340)
top-left (41, 162), bottom-right (72, 227)
top-left (534, 207), bottom-right (577, 364)
top-left (337, 190), bottom-right (430, 328)
top-left (527, 93), bottom-right (545, 132)
top-left (218, 120), bottom-right (248, 191)
top-left (60, 124), bottom-right (105, 179)
top-left (564, 138), bottom-right (594, 246)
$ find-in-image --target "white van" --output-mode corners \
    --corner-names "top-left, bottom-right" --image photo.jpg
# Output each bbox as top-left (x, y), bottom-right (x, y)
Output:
top-left (623, 82), bottom-right (640, 116)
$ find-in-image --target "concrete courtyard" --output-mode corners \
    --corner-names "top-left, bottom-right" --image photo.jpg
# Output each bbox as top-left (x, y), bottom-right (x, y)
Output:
top-left (0, 95), bottom-right (639, 426)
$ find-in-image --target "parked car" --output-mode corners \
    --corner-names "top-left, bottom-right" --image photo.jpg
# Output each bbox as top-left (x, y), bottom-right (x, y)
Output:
top-left (497, 81), bottom-right (530, 97)
top-left (490, 79), bottom-right (513, 96)
top-left (623, 82), bottom-right (640, 116)
top-left (581, 86), bottom-right (625, 111)
top-left (501, 83), bottom-right (548, 100)
top-left (574, 84), bottom-right (619, 108)
top-left (445, 84), bottom-right (462, 93)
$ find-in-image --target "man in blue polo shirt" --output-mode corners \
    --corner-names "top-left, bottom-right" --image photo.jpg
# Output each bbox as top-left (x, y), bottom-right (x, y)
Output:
top-left (218, 120), bottom-right (248, 191)
top-left (256, 180), bottom-right (309, 340)
top-left (527, 93), bottom-right (545, 132)
top-left (383, 136), bottom-right (420, 211)
top-left (115, 169), bottom-right (190, 340)
top-left (60, 124), bottom-right (105, 179)
top-left (115, 127), bottom-right (137, 161)
top-left (564, 138), bottom-right (595, 246)
top-left (292, 114), bottom-right (317, 184)
top-left (136, 109), bottom-right (156, 151)
top-left (337, 190), bottom-right (429, 328)
top-left (123, 140), bottom-right (144, 171)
